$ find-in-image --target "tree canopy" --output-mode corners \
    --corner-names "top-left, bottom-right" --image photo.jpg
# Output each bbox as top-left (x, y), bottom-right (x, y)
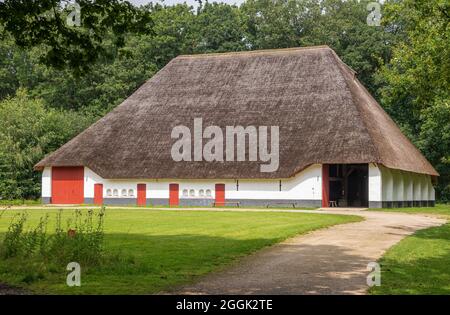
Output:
top-left (0, 0), bottom-right (153, 74)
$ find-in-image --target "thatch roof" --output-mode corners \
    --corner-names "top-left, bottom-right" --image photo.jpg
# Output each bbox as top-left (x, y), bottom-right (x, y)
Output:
top-left (35, 46), bottom-right (438, 178)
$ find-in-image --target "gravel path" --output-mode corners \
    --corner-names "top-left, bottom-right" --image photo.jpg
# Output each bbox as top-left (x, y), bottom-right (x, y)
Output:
top-left (0, 283), bottom-right (29, 295)
top-left (172, 209), bottom-right (446, 295)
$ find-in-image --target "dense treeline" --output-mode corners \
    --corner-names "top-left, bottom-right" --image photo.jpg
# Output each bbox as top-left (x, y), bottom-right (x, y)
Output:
top-left (0, 0), bottom-right (448, 201)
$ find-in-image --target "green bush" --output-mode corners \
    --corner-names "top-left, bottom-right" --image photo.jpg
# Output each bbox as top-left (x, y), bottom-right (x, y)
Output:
top-left (49, 209), bottom-right (105, 266)
top-left (1, 212), bottom-right (28, 258)
top-left (0, 90), bottom-right (92, 200)
top-left (0, 208), bottom-right (106, 266)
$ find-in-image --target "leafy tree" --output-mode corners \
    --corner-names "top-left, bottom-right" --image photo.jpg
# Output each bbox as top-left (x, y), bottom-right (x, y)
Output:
top-left (193, 2), bottom-right (247, 53)
top-left (0, 0), bottom-right (153, 74)
top-left (28, 39), bottom-right (158, 115)
top-left (0, 90), bottom-right (91, 199)
top-left (0, 33), bottom-right (158, 114)
top-left (377, 0), bottom-right (450, 200)
top-left (137, 3), bottom-right (197, 68)
top-left (241, 0), bottom-right (305, 49)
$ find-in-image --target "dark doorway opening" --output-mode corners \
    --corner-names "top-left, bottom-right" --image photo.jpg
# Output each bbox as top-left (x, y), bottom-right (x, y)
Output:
top-left (329, 164), bottom-right (368, 207)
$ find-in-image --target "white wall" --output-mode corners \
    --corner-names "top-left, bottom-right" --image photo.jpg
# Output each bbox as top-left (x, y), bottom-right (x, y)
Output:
top-left (364, 164), bottom-right (434, 205)
top-left (428, 177), bottom-right (435, 201)
top-left (42, 167), bottom-right (52, 198)
top-left (377, 165), bottom-right (435, 204)
top-left (369, 163), bottom-right (382, 202)
top-left (413, 173), bottom-right (422, 202)
top-left (420, 176), bottom-right (429, 200)
top-left (226, 164), bottom-right (322, 200)
top-left (392, 169), bottom-right (404, 202)
top-left (81, 164), bottom-right (322, 201)
top-left (404, 172), bottom-right (413, 201)
top-left (381, 166), bottom-right (393, 202)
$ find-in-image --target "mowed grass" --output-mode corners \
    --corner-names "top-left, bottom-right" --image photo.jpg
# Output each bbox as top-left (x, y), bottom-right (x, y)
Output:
top-left (370, 204), bottom-right (450, 295)
top-left (373, 203), bottom-right (450, 218)
top-left (0, 209), bottom-right (361, 294)
top-left (370, 222), bottom-right (450, 294)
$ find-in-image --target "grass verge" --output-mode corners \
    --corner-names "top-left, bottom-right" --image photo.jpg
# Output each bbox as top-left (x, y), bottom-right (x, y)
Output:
top-left (370, 204), bottom-right (449, 294)
top-left (372, 203), bottom-right (450, 218)
top-left (370, 222), bottom-right (450, 294)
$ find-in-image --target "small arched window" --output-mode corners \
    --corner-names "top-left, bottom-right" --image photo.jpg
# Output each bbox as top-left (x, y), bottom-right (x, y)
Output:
top-left (128, 189), bottom-right (134, 197)
top-left (106, 189), bottom-right (112, 197)
top-left (182, 189), bottom-right (188, 197)
top-left (121, 189), bottom-right (127, 197)
top-left (113, 189), bottom-right (118, 197)
top-left (199, 189), bottom-right (205, 197)
top-left (206, 189), bottom-right (212, 197)
top-left (189, 189), bottom-right (195, 197)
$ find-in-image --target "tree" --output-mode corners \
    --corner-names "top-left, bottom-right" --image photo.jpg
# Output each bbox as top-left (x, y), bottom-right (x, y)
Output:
top-left (241, 0), bottom-right (305, 49)
top-left (0, 32), bottom-right (158, 114)
top-left (137, 3), bottom-right (197, 68)
top-left (0, 0), bottom-right (153, 74)
top-left (0, 90), bottom-right (91, 199)
top-left (377, 0), bottom-right (450, 200)
top-left (193, 2), bottom-right (247, 53)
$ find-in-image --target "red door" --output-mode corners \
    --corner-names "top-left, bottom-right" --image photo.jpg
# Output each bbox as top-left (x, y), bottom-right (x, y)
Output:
top-left (137, 184), bottom-right (146, 206)
top-left (94, 184), bottom-right (103, 205)
top-left (169, 184), bottom-right (179, 206)
top-left (322, 164), bottom-right (329, 207)
top-left (52, 167), bottom-right (84, 204)
top-left (215, 184), bottom-right (225, 206)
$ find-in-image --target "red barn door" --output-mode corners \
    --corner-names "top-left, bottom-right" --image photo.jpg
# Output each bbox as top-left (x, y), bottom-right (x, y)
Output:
top-left (94, 184), bottom-right (103, 205)
top-left (169, 184), bottom-right (179, 206)
top-left (215, 184), bottom-right (225, 206)
top-left (137, 184), bottom-right (146, 206)
top-left (322, 164), bottom-right (329, 208)
top-left (52, 167), bottom-right (84, 204)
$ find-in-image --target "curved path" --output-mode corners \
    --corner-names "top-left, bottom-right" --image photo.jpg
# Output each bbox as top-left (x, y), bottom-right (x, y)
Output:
top-left (173, 209), bottom-right (445, 295)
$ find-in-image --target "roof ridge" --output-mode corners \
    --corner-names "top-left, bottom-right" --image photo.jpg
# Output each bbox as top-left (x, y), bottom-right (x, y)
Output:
top-left (176, 45), bottom-right (331, 59)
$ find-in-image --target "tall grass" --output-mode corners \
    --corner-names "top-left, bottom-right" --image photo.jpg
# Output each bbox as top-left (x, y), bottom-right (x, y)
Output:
top-left (0, 208), bottom-right (106, 266)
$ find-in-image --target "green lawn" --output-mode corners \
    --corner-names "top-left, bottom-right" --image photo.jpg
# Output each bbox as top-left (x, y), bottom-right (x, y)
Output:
top-left (0, 208), bottom-right (360, 294)
top-left (0, 199), bottom-right (42, 206)
top-left (370, 222), bottom-right (450, 294)
top-left (370, 204), bottom-right (450, 294)
top-left (373, 203), bottom-right (450, 218)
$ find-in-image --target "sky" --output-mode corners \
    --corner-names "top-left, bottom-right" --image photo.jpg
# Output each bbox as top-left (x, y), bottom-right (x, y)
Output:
top-left (129, 0), bottom-right (246, 9)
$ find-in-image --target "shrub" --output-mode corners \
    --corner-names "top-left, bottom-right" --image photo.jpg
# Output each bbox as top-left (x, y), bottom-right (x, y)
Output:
top-left (0, 208), bottom-right (106, 267)
top-left (1, 212), bottom-right (28, 258)
top-left (50, 209), bottom-right (105, 265)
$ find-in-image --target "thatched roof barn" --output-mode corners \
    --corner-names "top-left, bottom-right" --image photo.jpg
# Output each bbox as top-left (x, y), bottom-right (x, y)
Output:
top-left (35, 46), bottom-right (437, 208)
